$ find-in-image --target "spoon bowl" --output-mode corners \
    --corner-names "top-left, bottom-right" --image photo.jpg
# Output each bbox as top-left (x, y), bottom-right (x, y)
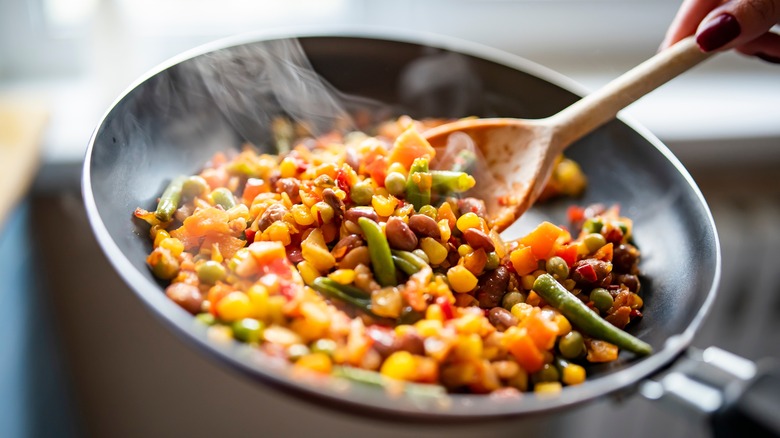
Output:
top-left (423, 36), bottom-right (711, 232)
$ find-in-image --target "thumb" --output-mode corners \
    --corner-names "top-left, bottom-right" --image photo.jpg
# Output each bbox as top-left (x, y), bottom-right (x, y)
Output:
top-left (696, 0), bottom-right (780, 52)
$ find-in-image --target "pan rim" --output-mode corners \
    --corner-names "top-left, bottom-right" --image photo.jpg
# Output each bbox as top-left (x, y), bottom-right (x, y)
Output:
top-left (81, 24), bottom-right (721, 419)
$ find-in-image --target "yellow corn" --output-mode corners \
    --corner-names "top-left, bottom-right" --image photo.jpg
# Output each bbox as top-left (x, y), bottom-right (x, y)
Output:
top-left (562, 364), bottom-right (586, 385)
top-left (371, 195), bottom-right (398, 217)
top-left (447, 265), bottom-right (478, 293)
top-left (453, 312), bottom-right (483, 335)
top-left (153, 229), bottom-right (170, 247)
top-left (534, 381), bottom-right (563, 394)
top-left (458, 244), bottom-right (473, 257)
top-left (328, 269), bottom-right (356, 285)
top-left (414, 319), bottom-right (443, 338)
top-left (279, 157), bottom-right (297, 178)
top-left (159, 237), bottom-right (184, 257)
top-left (247, 284), bottom-right (270, 321)
top-left (380, 351), bottom-right (416, 381)
top-left (216, 291), bottom-right (252, 322)
top-left (420, 237), bottom-right (448, 265)
top-left (291, 204), bottom-right (315, 226)
top-left (438, 219), bottom-right (451, 244)
top-left (511, 303), bottom-right (535, 322)
top-left (297, 261), bottom-right (320, 286)
top-left (386, 162), bottom-right (407, 176)
top-left (456, 212), bottom-right (480, 232)
top-left (295, 352), bottom-right (332, 374)
top-left (554, 314), bottom-right (572, 336)
top-left (425, 303), bottom-right (445, 322)
top-left (267, 296), bottom-right (287, 325)
top-left (453, 333), bottom-right (483, 360)
top-left (266, 221), bottom-right (291, 246)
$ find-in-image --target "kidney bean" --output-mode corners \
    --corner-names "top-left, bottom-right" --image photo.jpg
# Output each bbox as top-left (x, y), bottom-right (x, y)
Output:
top-left (488, 307), bottom-right (518, 331)
top-left (613, 243), bottom-right (640, 273)
top-left (165, 283), bottom-right (203, 314)
top-left (256, 203), bottom-right (288, 232)
top-left (331, 234), bottom-right (365, 260)
top-left (395, 331), bottom-right (425, 356)
top-left (344, 206), bottom-right (379, 223)
top-left (462, 228), bottom-right (495, 253)
top-left (322, 188), bottom-right (345, 222)
top-left (571, 259), bottom-right (611, 286)
top-left (476, 266), bottom-right (509, 308)
top-left (274, 178), bottom-right (300, 204)
top-left (338, 246), bottom-right (371, 269)
top-left (615, 273), bottom-right (640, 292)
top-left (457, 197), bottom-right (487, 217)
top-left (408, 214), bottom-right (441, 239)
top-left (385, 217), bottom-right (418, 251)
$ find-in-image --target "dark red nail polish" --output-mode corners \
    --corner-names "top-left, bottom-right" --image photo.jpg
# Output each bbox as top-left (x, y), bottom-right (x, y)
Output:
top-left (696, 13), bottom-right (741, 52)
top-left (756, 53), bottom-right (780, 64)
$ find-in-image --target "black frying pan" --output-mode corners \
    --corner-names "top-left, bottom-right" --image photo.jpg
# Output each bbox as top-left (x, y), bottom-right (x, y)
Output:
top-left (84, 28), bottom-right (770, 430)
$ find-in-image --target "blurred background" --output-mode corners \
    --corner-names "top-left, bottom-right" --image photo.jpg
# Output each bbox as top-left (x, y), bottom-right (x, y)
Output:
top-left (1, 0), bottom-right (778, 437)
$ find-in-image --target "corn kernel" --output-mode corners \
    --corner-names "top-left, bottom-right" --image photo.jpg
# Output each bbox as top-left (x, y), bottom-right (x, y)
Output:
top-left (328, 269), bottom-right (356, 285)
top-left (562, 364), bottom-right (586, 385)
top-left (414, 319), bottom-right (443, 338)
top-left (386, 162), bottom-right (407, 176)
top-left (280, 157), bottom-right (297, 178)
top-left (534, 381), bottom-right (562, 394)
top-left (247, 284), bottom-right (269, 321)
top-left (420, 237), bottom-right (448, 265)
top-left (447, 265), bottom-right (478, 293)
top-left (266, 296), bottom-right (288, 325)
top-left (266, 221), bottom-right (291, 246)
top-left (453, 333), bottom-right (483, 360)
top-left (425, 303), bottom-right (445, 322)
top-left (438, 220), bottom-right (451, 243)
top-left (297, 261), bottom-right (320, 286)
top-left (153, 229), bottom-right (170, 247)
top-left (456, 212), bottom-right (481, 232)
top-left (291, 204), bottom-right (315, 226)
top-left (295, 352), bottom-right (332, 374)
top-left (159, 237), bottom-right (184, 257)
top-left (216, 291), bottom-right (252, 322)
top-left (458, 244), bottom-right (473, 257)
top-left (554, 314), bottom-right (572, 336)
top-left (380, 351), bottom-right (416, 381)
top-left (453, 312), bottom-right (483, 335)
top-left (511, 303), bottom-right (534, 322)
top-left (372, 194), bottom-right (398, 217)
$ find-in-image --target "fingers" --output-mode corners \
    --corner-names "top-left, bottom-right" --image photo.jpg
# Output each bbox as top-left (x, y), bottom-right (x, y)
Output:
top-left (696, 0), bottom-right (780, 51)
top-left (737, 31), bottom-right (780, 61)
top-left (660, 0), bottom-right (725, 50)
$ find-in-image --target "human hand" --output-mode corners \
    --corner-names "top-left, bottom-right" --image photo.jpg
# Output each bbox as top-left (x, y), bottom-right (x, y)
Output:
top-left (661, 0), bottom-right (780, 63)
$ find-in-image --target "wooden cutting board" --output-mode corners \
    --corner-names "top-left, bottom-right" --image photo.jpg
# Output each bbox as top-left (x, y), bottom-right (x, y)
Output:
top-left (0, 97), bottom-right (48, 226)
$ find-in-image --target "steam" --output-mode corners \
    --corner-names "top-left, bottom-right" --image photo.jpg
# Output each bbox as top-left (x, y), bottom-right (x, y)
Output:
top-left (191, 38), bottom-right (388, 149)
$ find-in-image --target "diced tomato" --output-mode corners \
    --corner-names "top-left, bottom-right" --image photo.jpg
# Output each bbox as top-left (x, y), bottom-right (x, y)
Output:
top-left (567, 205), bottom-right (585, 224)
top-left (242, 178), bottom-right (265, 205)
top-left (364, 156), bottom-right (388, 187)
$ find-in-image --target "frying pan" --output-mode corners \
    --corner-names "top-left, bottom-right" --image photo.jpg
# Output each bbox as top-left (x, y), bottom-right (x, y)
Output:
top-left (81, 28), bottom-right (777, 433)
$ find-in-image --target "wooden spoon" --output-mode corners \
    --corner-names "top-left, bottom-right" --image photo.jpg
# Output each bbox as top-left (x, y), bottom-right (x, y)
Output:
top-left (423, 36), bottom-right (711, 233)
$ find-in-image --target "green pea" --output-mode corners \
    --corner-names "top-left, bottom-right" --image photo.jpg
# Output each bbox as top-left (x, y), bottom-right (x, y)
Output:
top-left (485, 251), bottom-right (500, 270)
top-left (232, 318), bottom-right (265, 343)
top-left (210, 187), bottom-right (237, 210)
top-left (195, 313), bottom-right (216, 326)
top-left (418, 205), bottom-right (438, 219)
top-left (582, 218), bottom-right (603, 235)
top-left (583, 233), bottom-right (607, 253)
top-left (314, 174), bottom-right (335, 188)
top-left (350, 182), bottom-right (374, 206)
top-left (502, 290), bottom-right (526, 311)
top-left (197, 260), bottom-right (227, 284)
top-left (546, 256), bottom-right (570, 279)
top-left (531, 363), bottom-right (560, 384)
top-left (182, 175), bottom-right (210, 199)
top-left (287, 344), bottom-right (310, 362)
top-left (589, 287), bottom-right (614, 313)
top-left (384, 172), bottom-right (407, 196)
top-left (310, 338), bottom-right (338, 357)
top-left (314, 201), bottom-right (335, 223)
top-left (558, 330), bottom-right (585, 359)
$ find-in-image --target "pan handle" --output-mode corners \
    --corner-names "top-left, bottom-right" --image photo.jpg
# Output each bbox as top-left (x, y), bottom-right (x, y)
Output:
top-left (639, 347), bottom-right (780, 437)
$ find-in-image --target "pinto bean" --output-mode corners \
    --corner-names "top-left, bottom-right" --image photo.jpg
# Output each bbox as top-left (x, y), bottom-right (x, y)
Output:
top-left (462, 228), bottom-right (495, 252)
top-left (613, 243), bottom-right (640, 273)
top-left (476, 266), bottom-right (510, 308)
top-left (571, 259), bottom-right (612, 286)
top-left (457, 197), bottom-right (487, 218)
top-left (344, 206), bottom-right (379, 223)
top-left (274, 178), bottom-right (300, 203)
top-left (322, 188), bottom-right (345, 222)
top-left (408, 214), bottom-right (441, 239)
top-left (256, 203), bottom-right (288, 232)
top-left (385, 217), bottom-right (418, 251)
top-left (338, 246), bottom-right (371, 270)
top-left (331, 234), bottom-right (365, 260)
top-left (488, 307), bottom-right (518, 331)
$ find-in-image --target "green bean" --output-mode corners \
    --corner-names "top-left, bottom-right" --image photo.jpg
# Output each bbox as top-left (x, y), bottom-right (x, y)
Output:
top-left (391, 250), bottom-right (429, 272)
top-left (311, 277), bottom-right (376, 316)
top-left (532, 274), bottom-right (652, 356)
top-left (332, 366), bottom-right (446, 398)
top-left (405, 158), bottom-right (431, 210)
top-left (317, 277), bottom-right (370, 299)
top-left (392, 255), bottom-right (419, 275)
top-left (358, 217), bottom-right (397, 287)
top-left (430, 171), bottom-right (476, 194)
top-left (155, 176), bottom-right (186, 222)
top-left (210, 187), bottom-right (237, 210)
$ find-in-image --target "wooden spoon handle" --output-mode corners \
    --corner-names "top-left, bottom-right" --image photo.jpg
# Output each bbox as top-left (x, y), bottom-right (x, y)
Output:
top-left (548, 36), bottom-right (712, 152)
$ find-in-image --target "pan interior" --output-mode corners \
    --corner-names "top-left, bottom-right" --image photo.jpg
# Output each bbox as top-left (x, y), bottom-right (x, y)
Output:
top-left (85, 34), bottom-right (718, 418)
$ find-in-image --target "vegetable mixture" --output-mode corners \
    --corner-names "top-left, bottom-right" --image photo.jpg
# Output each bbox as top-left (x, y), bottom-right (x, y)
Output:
top-left (134, 117), bottom-right (649, 395)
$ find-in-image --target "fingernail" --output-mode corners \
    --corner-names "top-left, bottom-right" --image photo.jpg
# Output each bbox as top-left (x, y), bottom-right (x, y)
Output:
top-left (696, 13), bottom-right (741, 52)
top-left (756, 53), bottom-right (780, 64)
